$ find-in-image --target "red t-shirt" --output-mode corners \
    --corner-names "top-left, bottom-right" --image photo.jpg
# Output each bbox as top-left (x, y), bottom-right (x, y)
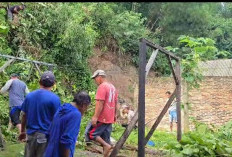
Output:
top-left (96, 82), bottom-right (118, 124)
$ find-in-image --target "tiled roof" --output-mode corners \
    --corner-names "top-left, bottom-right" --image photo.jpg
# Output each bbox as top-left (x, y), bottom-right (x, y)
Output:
top-left (199, 59), bottom-right (232, 76)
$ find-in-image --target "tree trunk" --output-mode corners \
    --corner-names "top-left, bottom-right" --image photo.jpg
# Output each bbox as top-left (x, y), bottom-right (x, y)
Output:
top-left (183, 81), bottom-right (190, 132)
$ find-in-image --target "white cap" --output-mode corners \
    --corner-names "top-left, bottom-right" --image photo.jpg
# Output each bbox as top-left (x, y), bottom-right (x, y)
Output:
top-left (91, 70), bottom-right (106, 79)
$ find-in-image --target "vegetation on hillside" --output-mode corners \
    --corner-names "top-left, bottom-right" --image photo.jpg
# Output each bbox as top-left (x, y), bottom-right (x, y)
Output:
top-left (0, 2), bottom-right (232, 156)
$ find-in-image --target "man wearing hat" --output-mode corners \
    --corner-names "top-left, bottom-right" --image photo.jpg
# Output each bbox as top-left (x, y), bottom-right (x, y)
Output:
top-left (0, 73), bottom-right (29, 133)
top-left (19, 71), bottom-right (61, 157)
top-left (87, 70), bottom-right (118, 157)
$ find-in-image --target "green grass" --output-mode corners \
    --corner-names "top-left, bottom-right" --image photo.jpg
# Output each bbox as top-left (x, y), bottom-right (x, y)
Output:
top-left (111, 124), bottom-right (177, 149)
top-left (0, 142), bottom-right (24, 157)
top-left (0, 124), bottom-right (176, 156)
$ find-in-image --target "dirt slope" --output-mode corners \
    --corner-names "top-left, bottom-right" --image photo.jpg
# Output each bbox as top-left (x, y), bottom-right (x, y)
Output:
top-left (88, 48), bottom-right (138, 105)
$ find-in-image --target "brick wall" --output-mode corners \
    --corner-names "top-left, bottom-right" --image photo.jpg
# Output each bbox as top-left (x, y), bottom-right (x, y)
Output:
top-left (135, 76), bottom-right (232, 131)
top-left (188, 77), bottom-right (232, 128)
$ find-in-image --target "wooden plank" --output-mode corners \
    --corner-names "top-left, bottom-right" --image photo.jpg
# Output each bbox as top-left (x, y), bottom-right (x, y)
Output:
top-left (109, 110), bottom-right (138, 157)
top-left (140, 38), bottom-right (180, 61)
top-left (138, 39), bottom-right (146, 157)
top-left (176, 61), bottom-right (182, 141)
top-left (144, 89), bottom-right (177, 145)
top-left (166, 54), bottom-right (179, 85)
top-left (145, 49), bottom-right (158, 78)
top-left (27, 63), bottom-right (34, 81)
top-left (0, 54), bottom-right (55, 67)
top-left (34, 63), bottom-right (42, 75)
top-left (0, 58), bottom-right (15, 73)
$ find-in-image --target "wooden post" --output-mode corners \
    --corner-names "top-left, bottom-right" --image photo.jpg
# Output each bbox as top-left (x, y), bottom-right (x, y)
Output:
top-left (166, 55), bottom-right (178, 84)
top-left (145, 49), bottom-right (158, 79)
top-left (144, 89), bottom-right (177, 145)
top-left (138, 38), bottom-right (146, 157)
top-left (110, 111), bottom-right (138, 157)
top-left (183, 80), bottom-right (190, 133)
top-left (176, 61), bottom-right (182, 141)
top-left (34, 63), bottom-right (42, 75)
top-left (108, 38), bottom-right (181, 156)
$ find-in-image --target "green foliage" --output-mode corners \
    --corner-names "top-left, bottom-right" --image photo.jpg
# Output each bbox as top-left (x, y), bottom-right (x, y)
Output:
top-left (111, 124), bottom-right (176, 149)
top-left (0, 8), bottom-right (11, 54)
top-left (166, 35), bottom-right (219, 88)
top-left (108, 11), bottom-right (148, 54)
top-left (165, 122), bottom-right (232, 157)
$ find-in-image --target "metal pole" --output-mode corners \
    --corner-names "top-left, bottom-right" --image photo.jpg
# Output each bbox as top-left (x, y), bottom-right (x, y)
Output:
top-left (138, 38), bottom-right (146, 157)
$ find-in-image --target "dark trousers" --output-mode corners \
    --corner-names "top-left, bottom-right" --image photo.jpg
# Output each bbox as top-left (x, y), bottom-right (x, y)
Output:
top-left (24, 132), bottom-right (47, 157)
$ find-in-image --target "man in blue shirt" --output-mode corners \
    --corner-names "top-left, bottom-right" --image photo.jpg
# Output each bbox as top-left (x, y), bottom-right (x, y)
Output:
top-left (44, 91), bottom-right (91, 157)
top-left (19, 71), bottom-right (61, 157)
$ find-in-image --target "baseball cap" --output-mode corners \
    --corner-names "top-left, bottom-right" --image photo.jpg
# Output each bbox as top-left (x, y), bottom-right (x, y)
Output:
top-left (40, 71), bottom-right (55, 87)
top-left (10, 73), bottom-right (19, 77)
top-left (91, 70), bottom-right (106, 79)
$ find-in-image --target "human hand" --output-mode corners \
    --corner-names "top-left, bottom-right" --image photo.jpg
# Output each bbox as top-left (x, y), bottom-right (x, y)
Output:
top-left (114, 115), bottom-right (117, 122)
top-left (18, 132), bottom-right (26, 142)
top-left (91, 116), bottom-right (98, 127)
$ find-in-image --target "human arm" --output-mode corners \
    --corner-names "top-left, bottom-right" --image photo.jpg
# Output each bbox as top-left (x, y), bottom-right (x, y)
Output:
top-left (25, 86), bottom-right (29, 95)
top-left (92, 84), bottom-right (106, 126)
top-left (18, 97), bottom-right (28, 142)
top-left (51, 97), bottom-right (61, 117)
top-left (18, 111), bottom-right (26, 142)
top-left (114, 93), bottom-right (119, 122)
top-left (60, 113), bottom-right (81, 157)
top-left (92, 100), bottom-right (104, 126)
top-left (13, 6), bottom-right (19, 14)
top-left (0, 79), bottom-right (13, 94)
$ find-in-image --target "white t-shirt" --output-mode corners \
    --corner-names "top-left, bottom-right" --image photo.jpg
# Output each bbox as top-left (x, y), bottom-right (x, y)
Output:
top-left (168, 101), bottom-right (177, 112)
top-left (127, 110), bottom-right (135, 123)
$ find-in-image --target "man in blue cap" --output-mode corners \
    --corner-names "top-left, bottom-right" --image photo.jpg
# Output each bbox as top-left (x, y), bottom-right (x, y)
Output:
top-left (0, 73), bottom-right (29, 133)
top-left (19, 71), bottom-right (61, 157)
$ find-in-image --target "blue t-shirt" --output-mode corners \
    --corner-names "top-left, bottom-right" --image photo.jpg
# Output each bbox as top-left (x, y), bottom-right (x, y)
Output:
top-left (21, 89), bottom-right (61, 135)
top-left (44, 103), bottom-right (82, 157)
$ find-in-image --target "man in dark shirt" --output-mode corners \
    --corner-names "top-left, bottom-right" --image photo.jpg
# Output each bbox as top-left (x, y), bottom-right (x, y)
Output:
top-left (7, 4), bottom-right (25, 21)
top-left (0, 73), bottom-right (29, 133)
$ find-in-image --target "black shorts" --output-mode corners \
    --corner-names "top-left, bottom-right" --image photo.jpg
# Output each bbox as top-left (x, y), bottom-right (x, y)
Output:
top-left (87, 122), bottom-right (112, 144)
top-left (9, 107), bottom-right (21, 126)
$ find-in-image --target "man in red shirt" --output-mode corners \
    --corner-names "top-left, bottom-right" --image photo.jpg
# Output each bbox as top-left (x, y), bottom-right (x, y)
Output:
top-left (87, 70), bottom-right (118, 157)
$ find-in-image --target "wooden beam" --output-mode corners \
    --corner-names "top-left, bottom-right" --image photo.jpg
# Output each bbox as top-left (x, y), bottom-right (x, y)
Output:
top-left (109, 110), bottom-right (138, 157)
top-left (34, 63), bottom-right (42, 75)
top-left (0, 58), bottom-right (15, 73)
top-left (138, 39), bottom-right (146, 157)
top-left (140, 38), bottom-right (180, 61)
top-left (0, 54), bottom-right (55, 67)
top-left (145, 49), bottom-right (158, 79)
top-left (144, 89), bottom-right (177, 145)
top-left (26, 63), bottom-right (34, 81)
top-left (166, 54), bottom-right (179, 85)
top-left (176, 61), bottom-right (182, 141)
